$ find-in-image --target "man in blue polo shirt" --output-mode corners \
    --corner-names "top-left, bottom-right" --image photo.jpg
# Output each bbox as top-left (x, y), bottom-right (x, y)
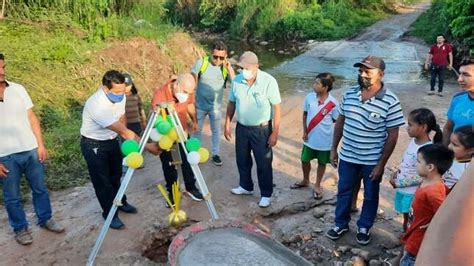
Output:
top-left (326, 55), bottom-right (405, 245)
top-left (224, 51), bottom-right (281, 208)
top-left (443, 58), bottom-right (474, 146)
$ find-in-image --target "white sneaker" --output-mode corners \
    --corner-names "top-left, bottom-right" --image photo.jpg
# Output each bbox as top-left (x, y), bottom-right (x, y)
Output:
top-left (259, 197), bottom-right (271, 208)
top-left (230, 186), bottom-right (253, 195)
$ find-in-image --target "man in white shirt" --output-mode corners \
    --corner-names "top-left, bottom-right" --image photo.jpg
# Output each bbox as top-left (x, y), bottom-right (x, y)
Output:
top-left (0, 53), bottom-right (64, 245)
top-left (80, 70), bottom-right (160, 230)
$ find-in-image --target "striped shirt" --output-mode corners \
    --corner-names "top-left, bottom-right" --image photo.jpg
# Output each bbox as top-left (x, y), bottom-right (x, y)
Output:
top-left (125, 94), bottom-right (143, 124)
top-left (338, 86), bottom-right (405, 165)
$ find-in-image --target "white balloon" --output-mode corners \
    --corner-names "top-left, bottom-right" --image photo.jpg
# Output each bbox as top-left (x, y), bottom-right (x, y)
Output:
top-left (149, 129), bottom-right (163, 142)
top-left (187, 151), bottom-right (201, 165)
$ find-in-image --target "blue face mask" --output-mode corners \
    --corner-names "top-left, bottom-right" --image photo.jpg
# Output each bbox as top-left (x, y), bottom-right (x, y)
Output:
top-left (106, 91), bottom-right (124, 103)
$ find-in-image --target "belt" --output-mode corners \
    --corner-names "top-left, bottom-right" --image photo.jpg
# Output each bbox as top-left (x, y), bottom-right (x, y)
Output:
top-left (237, 121), bottom-right (270, 128)
top-left (81, 136), bottom-right (118, 143)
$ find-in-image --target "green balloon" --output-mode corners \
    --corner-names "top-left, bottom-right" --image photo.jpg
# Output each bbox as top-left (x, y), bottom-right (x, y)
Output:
top-left (167, 116), bottom-right (175, 128)
top-left (121, 139), bottom-right (139, 156)
top-left (154, 116), bottom-right (164, 128)
top-left (185, 137), bottom-right (201, 152)
top-left (157, 121), bottom-right (172, 134)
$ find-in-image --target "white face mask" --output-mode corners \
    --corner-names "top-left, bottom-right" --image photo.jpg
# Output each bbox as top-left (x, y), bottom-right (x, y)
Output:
top-left (175, 92), bottom-right (189, 103)
top-left (242, 69), bottom-right (254, 80)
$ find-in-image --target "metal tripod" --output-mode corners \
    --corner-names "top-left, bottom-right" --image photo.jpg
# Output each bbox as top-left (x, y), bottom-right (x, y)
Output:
top-left (86, 104), bottom-right (218, 265)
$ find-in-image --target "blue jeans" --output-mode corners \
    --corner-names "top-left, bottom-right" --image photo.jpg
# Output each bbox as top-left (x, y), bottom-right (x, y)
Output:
top-left (193, 108), bottom-right (222, 156)
top-left (235, 123), bottom-right (273, 197)
top-left (400, 251), bottom-right (416, 266)
top-left (0, 149), bottom-right (52, 232)
top-left (335, 159), bottom-right (380, 229)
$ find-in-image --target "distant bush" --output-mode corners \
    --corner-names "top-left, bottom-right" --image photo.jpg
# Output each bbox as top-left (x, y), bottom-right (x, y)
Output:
top-left (165, 0), bottom-right (403, 41)
top-left (411, 0), bottom-right (473, 57)
top-left (4, 0), bottom-right (175, 42)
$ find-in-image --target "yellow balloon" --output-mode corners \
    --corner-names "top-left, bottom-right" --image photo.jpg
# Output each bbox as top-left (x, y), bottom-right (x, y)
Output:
top-left (198, 147), bottom-right (210, 163)
top-left (168, 129), bottom-right (178, 142)
top-left (159, 135), bottom-right (173, 151)
top-left (126, 152), bottom-right (144, 169)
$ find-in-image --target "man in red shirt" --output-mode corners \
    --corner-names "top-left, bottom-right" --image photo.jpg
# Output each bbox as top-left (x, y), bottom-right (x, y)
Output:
top-left (151, 73), bottom-right (203, 205)
top-left (424, 35), bottom-right (453, 96)
top-left (400, 144), bottom-right (453, 265)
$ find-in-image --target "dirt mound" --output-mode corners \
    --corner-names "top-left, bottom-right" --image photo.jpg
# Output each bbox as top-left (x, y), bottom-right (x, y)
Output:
top-left (96, 32), bottom-right (204, 97)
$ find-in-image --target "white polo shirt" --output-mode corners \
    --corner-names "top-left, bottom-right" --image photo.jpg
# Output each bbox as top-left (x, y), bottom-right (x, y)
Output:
top-left (80, 87), bottom-right (125, 140)
top-left (0, 81), bottom-right (38, 157)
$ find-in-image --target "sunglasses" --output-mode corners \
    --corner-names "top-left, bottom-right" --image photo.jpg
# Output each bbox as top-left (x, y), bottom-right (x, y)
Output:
top-left (212, 55), bottom-right (226, 61)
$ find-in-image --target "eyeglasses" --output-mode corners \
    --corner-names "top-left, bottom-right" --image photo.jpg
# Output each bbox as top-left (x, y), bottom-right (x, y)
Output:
top-left (213, 55), bottom-right (226, 61)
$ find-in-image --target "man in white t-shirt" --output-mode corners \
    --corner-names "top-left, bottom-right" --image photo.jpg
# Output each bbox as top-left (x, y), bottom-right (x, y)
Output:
top-left (80, 70), bottom-right (160, 230)
top-left (0, 53), bottom-right (64, 245)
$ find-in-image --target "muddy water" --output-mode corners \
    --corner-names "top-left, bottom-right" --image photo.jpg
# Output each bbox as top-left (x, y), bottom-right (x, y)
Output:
top-left (204, 39), bottom-right (429, 96)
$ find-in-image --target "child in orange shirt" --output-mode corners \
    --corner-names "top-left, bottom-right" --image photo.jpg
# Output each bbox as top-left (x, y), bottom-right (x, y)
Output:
top-left (400, 144), bottom-right (454, 265)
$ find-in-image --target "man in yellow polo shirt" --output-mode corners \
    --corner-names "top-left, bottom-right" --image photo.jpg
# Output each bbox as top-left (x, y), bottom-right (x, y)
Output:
top-left (224, 51), bottom-right (281, 208)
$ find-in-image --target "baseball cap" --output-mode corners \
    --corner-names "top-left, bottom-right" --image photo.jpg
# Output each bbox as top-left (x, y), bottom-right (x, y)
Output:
top-left (237, 51), bottom-right (259, 68)
top-left (354, 55), bottom-right (385, 71)
top-left (123, 73), bottom-right (133, 86)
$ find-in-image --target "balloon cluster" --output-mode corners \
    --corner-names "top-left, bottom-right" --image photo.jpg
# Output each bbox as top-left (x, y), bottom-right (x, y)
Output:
top-left (149, 113), bottom-right (210, 164)
top-left (185, 138), bottom-right (209, 165)
top-left (121, 139), bottom-right (144, 168)
top-left (157, 182), bottom-right (187, 227)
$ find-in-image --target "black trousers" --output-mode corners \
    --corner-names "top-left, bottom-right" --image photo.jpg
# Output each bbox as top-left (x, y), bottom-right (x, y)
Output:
top-left (430, 64), bottom-right (446, 92)
top-left (159, 144), bottom-right (197, 194)
top-left (81, 137), bottom-right (127, 218)
top-left (235, 123), bottom-right (273, 197)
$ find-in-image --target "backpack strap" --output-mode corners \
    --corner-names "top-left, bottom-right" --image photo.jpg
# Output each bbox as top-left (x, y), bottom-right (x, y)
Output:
top-left (198, 56), bottom-right (210, 79)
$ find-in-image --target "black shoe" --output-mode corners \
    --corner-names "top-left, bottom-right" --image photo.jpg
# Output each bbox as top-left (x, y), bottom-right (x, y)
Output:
top-left (212, 155), bottom-right (223, 166)
top-left (325, 226), bottom-right (349, 240)
top-left (186, 188), bottom-right (203, 202)
top-left (110, 217), bottom-right (125, 230)
top-left (118, 203), bottom-right (137, 214)
top-left (356, 227), bottom-right (371, 245)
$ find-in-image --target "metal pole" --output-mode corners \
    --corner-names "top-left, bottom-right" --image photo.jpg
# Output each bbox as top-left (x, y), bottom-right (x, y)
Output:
top-left (168, 108), bottom-right (219, 220)
top-left (452, 68), bottom-right (460, 78)
top-left (86, 111), bottom-right (158, 266)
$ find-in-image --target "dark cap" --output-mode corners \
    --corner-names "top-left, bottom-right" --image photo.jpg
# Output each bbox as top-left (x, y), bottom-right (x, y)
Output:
top-left (123, 73), bottom-right (133, 86)
top-left (354, 55), bottom-right (385, 71)
top-left (237, 51), bottom-right (259, 68)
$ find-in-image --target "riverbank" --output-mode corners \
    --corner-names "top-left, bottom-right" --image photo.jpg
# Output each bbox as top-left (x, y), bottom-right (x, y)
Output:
top-left (0, 1), bottom-right (464, 264)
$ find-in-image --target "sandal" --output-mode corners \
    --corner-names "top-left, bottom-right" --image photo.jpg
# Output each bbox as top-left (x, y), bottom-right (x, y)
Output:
top-left (313, 189), bottom-right (323, 200)
top-left (290, 182), bottom-right (309, 189)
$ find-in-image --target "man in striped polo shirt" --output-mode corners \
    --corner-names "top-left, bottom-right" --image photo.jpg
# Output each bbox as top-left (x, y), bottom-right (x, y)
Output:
top-left (326, 56), bottom-right (405, 245)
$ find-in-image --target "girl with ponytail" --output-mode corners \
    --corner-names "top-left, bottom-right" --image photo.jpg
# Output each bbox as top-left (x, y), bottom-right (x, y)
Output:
top-left (389, 108), bottom-right (442, 231)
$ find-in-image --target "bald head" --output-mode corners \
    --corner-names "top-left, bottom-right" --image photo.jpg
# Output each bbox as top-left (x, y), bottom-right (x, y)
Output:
top-left (175, 73), bottom-right (196, 94)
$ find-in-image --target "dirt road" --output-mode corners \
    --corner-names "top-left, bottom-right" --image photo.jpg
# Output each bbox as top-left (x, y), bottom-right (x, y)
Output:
top-left (0, 1), bottom-right (460, 265)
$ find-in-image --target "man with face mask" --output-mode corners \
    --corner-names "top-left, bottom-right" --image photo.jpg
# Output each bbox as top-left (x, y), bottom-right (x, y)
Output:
top-left (151, 73), bottom-right (204, 206)
top-left (325, 56), bottom-right (405, 245)
top-left (224, 51), bottom-right (281, 208)
top-left (81, 70), bottom-right (161, 230)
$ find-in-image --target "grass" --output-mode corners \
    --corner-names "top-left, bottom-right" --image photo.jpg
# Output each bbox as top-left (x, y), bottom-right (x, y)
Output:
top-left (0, 1), bottom-right (180, 204)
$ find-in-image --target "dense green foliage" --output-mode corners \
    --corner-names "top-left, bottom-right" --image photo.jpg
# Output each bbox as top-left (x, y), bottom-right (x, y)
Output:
top-left (0, 0), bottom-right (176, 201)
top-left (166, 0), bottom-right (409, 41)
top-left (411, 0), bottom-right (473, 56)
top-left (4, 0), bottom-right (175, 42)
